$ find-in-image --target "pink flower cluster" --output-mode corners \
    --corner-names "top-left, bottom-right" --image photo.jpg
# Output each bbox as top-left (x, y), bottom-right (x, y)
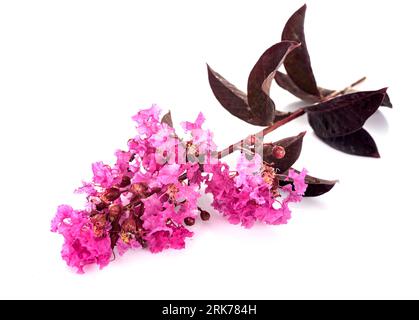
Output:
top-left (205, 155), bottom-right (307, 228)
top-left (51, 105), bottom-right (307, 273)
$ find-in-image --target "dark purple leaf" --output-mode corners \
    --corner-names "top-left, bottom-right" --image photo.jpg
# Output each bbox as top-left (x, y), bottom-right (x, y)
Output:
top-left (207, 64), bottom-right (257, 124)
top-left (281, 4), bottom-right (320, 97)
top-left (263, 132), bottom-right (305, 173)
top-left (381, 93), bottom-right (393, 108)
top-left (276, 71), bottom-right (391, 110)
top-left (279, 4), bottom-right (391, 111)
top-left (316, 128), bottom-right (380, 158)
top-left (161, 110), bottom-right (173, 127)
top-left (273, 109), bottom-right (295, 122)
top-left (247, 41), bottom-right (299, 125)
top-left (274, 71), bottom-right (322, 103)
top-left (277, 170), bottom-right (337, 197)
top-left (306, 88), bottom-right (387, 138)
top-left (304, 174), bottom-right (337, 197)
top-left (318, 87), bottom-right (336, 98)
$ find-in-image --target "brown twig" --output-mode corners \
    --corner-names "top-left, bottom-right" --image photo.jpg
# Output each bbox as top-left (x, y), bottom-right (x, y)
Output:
top-left (217, 108), bottom-right (306, 159)
top-left (323, 76), bottom-right (366, 101)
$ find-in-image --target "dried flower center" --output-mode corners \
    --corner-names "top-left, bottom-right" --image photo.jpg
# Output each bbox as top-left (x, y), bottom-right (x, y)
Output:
top-left (120, 218), bottom-right (137, 243)
top-left (261, 164), bottom-right (276, 185)
top-left (120, 231), bottom-right (131, 244)
top-left (130, 183), bottom-right (148, 197)
top-left (167, 184), bottom-right (179, 201)
top-left (91, 213), bottom-right (107, 238)
top-left (102, 187), bottom-right (121, 203)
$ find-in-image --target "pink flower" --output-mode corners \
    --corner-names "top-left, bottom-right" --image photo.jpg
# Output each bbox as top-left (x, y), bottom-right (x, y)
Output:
top-left (116, 238), bottom-right (141, 256)
top-left (146, 226), bottom-right (193, 253)
top-left (142, 194), bottom-right (172, 231)
top-left (51, 205), bottom-right (112, 273)
top-left (156, 163), bottom-right (181, 185)
top-left (181, 112), bottom-right (217, 163)
top-left (51, 204), bottom-right (74, 233)
top-left (132, 104), bottom-right (161, 138)
top-left (204, 163), bottom-right (235, 201)
top-left (234, 153), bottom-right (264, 188)
top-left (127, 137), bottom-right (147, 156)
top-left (186, 163), bottom-right (204, 185)
top-left (52, 105), bottom-right (311, 273)
top-left (181, 112), bottom-right (205, 131)
top-left (92, 161), bottom-right (114, 188)
top-left (141, 183), bottom-right (199, 231)
top-left (75, 181), bottom-right (98, 196)
top-left (206, 155), bottom-right (308, 228)
top-left (114, 150), bottom-right (133, 174)
top-left (288, 168), bottom-right (308, 195)
top-left (149, 124), bottom-right (175, 148)
top-left (151, 126), bottom-right (179, 165)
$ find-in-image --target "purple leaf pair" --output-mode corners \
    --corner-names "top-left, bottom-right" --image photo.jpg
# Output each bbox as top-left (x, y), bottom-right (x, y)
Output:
top-left (305, 89), bottom-right (387, 158)
top-left (207, 41), bottom-right (298, 126)
top-left (278, 4), bottom-right (392, 108)
top-left (278, 4), bottom-right (390, 158)
top-left (207, 4), bottom-right (391, 196)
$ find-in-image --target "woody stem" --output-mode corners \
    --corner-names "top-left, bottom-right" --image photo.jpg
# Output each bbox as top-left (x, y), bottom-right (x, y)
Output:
top-left (323, 76), bottom-right (366, 100)
top-left (217, 108), bottom-right (306, 159)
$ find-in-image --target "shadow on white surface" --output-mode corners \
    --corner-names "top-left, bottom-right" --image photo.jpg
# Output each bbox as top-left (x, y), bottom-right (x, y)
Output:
top-left (365, 110), bottom-right (389, 134)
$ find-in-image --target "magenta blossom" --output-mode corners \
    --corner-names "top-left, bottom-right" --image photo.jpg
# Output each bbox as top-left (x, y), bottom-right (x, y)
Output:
top-left (51, 205), bottom-right (112, 273)
top-left (52, 105), bottom-right (308, 273)
top-left (205, 154), bottom-right (308, 228)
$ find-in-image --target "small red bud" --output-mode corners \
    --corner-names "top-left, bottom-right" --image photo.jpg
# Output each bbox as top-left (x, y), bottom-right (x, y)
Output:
top-left (119, 176), bottom-right (131, 188)
top-left (200, 210), bottom-right (211, 221)
top-left (272, 146), bottom-right (286, 159)
top-left (184, 217), bottom-right (195, 226)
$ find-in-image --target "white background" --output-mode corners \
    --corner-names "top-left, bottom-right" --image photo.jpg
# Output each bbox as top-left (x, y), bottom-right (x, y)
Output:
top-left (0, 0), bottom-right (418, 299)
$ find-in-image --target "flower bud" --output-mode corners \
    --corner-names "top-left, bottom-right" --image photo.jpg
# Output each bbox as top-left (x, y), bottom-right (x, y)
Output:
top-left (91, 213), bottom-right (107, 238)
top-left (119, 176), bottom-right (131, 188)
top-left (184, 217), bottom-right (195, 226)
top-left (109, 204), bottom-right (122, 222)
top-left (199, 210), bottom-right (211, 221)
top-left (272, 146), bottom-right (286, 159)
top-left (130, 183), bottom-right (148, 197)
top-left (103, 188), bottom-right (120, 202)
top-left (160, 193), bottom-right (169, 203)
top-left (148, 187), bottom-right (162, 196)
top-left (122, 218), bottom-right (137, 233)
top-left (95, 202), bottom-right (108, 211)
top-left (133, 201), bottom-right (144, 218)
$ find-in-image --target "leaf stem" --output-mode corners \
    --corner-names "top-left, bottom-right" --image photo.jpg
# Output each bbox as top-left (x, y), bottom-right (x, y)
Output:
top-left (324, 76), bottom-right (367, 100)
top-left (217, 108), bottom-right (306, 159)
top-left (262, 108), bottom-right (306, 136)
